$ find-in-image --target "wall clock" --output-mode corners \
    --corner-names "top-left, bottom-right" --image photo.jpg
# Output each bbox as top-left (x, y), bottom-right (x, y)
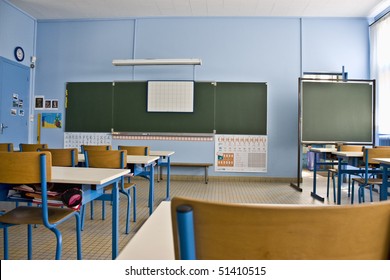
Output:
top-left (14, 46), bottom-right (25, 62)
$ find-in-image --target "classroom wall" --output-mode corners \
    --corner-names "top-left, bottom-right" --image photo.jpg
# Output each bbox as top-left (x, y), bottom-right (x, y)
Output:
top-left (0, 0), bottom-right (36, 142)
top-left (0, 1), bottom-right (371, 178)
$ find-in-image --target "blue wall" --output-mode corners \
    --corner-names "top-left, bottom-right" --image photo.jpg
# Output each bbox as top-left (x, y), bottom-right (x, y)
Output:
top-left (1, 0), bottom-right (371, 178)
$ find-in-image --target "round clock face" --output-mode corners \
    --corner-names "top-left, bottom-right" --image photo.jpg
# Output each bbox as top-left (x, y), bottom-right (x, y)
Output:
top-left (14, 47), bottom-right (24, 62)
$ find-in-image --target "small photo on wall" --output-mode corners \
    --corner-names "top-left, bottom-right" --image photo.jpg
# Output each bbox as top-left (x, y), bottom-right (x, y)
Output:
top-left (45, 100), bottom-right (52, 109)
top-left (52, 99), bottom-right (59, 109)
top-left (35, 96), bottom-right (44, 110)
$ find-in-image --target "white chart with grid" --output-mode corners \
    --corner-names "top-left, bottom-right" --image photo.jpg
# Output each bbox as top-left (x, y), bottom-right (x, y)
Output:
top-left (147, 81), bottom-right (194, 112)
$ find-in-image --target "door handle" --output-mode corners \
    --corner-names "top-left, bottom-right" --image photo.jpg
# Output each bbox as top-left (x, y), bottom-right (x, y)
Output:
top-left (1, 123), bottom-right (8, 134)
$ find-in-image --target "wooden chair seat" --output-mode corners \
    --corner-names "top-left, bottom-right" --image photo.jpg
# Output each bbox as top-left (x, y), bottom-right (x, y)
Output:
top-left (0, 206), bottom-right (76, 225)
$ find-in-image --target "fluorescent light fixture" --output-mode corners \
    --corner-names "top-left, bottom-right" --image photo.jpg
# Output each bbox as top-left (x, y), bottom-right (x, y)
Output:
top-left (112, 58), bottom-right (202, 66)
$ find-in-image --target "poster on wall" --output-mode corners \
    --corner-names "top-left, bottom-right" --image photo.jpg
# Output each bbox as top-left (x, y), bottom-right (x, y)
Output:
top-left (42, 113), bottom-right (62, 128)
top-left (215, 134), bottom-right (267, 172)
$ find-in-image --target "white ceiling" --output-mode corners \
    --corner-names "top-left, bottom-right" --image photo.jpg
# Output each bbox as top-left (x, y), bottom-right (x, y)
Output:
top-left (6, 0), bottom-right (389, 20)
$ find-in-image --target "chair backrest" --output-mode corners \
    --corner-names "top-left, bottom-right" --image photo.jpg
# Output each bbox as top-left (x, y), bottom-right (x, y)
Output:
top-left (19, 143), bottom-right (48, 152)
top-left (171, 197), bottom-right (390, 260)
top-left (364, 147), bottom-right (390, 165)
top-left (81, 145), bottom-right (111, 153)
top-left (0, 143), bottom-right (13, 152)
top-left (0, 151), bottom-right (52, 184)
top-left (39, 148), bottom-right (78, 167)
top-left (84, 150), bottom-right (126, 169)
top-left (338, 144), bottom-right (363, 152)
top-left (118, 145), bottom-right (149, 155)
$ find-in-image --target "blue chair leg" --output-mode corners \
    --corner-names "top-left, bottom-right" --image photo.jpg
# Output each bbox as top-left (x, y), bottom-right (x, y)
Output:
top-left (120, 190), bottom-right (131, 234)
top-left (80, 205), bottom-right (86, 231)
top-left (75, 213), bottom-right (82, 260)
top-left (132, 187), bottom-right (136, 222)
top-left (326, 170), bottom-right (331, 198)
top-left (3, 227), bottom-right (9, 260)
top-left (51, 227), bottom-right (62, 260)
top-left (351, 181), bottom-right (355, 204)
top-left (90, 201), bottom-right (94, 220)
top-left (27, 224), bottom-right (33, 259)
top-left (102, 200), bottom-right (106, 220)
top-left (332, 174), bottom-right (336, 203)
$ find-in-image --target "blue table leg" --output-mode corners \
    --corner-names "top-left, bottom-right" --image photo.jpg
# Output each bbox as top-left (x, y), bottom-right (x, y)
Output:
top-left (112, 180), bottom-right (119, 259)
top-left (311, 151), bottom-right (325, 201)
top-left (148, 164), bottom-right (155, 215)
top-left (381, 164), bottom-right (389, 201)
top-left (166, 157), bottom-right (171, 200)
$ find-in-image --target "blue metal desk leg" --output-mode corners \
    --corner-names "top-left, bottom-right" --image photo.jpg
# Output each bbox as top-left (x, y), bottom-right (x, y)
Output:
top-left (381, 164), bottom-right (389, 201)
top-left (112, 180), bottom-right (119, 259)
top-left (311, 151), bottom-right (325, 201)
top-left (148, 164), bottom-right (155, 215)
top-left (166, 157), bottom-right (171, 200)
top-left (337, 157), bottom-right (343, 205)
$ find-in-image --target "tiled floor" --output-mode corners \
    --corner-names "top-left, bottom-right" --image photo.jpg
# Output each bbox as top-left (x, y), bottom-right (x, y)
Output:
top-left (0, 170), bottom-right (379, 260)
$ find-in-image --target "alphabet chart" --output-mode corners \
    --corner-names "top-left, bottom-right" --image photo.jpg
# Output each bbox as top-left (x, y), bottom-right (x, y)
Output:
top-left (64, 132), bottom-right (112, 152)
top-left (215, 135), bottom-right (267, 172)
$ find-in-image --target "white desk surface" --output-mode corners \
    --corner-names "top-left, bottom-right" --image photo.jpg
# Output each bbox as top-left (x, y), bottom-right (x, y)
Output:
top-left (78, 154), bottom-right (159, 165)
top-left (51, 166), bottom-right (129, 185)
top-left (372, 158), bottom-right (390, 164)
top-left (309, 148), bottom-right (337, 153)
top-left (150, 150), bottom-right (175, 157)
top-left (116, 201), bottom-right (174, 260)
top-left (331, 151), bottom-right (363, 157)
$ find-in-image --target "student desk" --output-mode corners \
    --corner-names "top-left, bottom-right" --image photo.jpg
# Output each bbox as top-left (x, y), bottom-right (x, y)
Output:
top-left (51, 166), bottom-right (130, 259)
top-left (150, 150), bottom-right (175, 200)
top-left (372, 158), bottom-right (390, 201)
top-left (78, 154), bottom-right (160, 215)
top-left (116, 201), bottom-right (174, 260)
top-left (332, 151), bottom-right (364, 205)
top-left (309, 148), bottom-right (337, 202)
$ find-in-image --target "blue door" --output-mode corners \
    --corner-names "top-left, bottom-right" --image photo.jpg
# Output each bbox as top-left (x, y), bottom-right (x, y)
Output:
top-left (0, 57), bottom-right (30, 145)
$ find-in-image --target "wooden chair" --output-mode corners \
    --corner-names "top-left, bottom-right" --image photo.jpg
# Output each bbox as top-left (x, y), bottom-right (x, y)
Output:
top-left (0, 151), bottom-right (81, 259)
top-left (326, 145), bottom-right (364, 202)
top-left (118, 145), bottom-right (150, 155)
top-left (351, 148), bottom-right (390, 203)
top-left (39, 148), bottom-right (78, 167)
top-left (171, 196), bottom-right (390, 260)
top-left (19, 143), bottom-right (48, 152)
top-left (81, 144), bottom-right (111, 153)
top-left (0, 143), bottom-right (13, 152)
top-left (118, 145), bottom-right (150, 178)
top-left (83, 150), bottom-right (136, 234)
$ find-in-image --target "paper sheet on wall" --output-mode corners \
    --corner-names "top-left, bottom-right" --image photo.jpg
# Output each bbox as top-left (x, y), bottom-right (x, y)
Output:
top-left (64, 132), bottom-right (112, 152)
top-left (215, 135), bottom-right (267, 172)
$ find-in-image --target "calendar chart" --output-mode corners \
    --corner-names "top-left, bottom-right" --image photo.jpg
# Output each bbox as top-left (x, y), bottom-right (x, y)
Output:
top-left (215, 135), bottom-right (267, 172)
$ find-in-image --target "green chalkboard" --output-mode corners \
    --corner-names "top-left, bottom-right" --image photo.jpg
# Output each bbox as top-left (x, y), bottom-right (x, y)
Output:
top-left (65, 81), bottom-right (267, 135)
top-left (65, 82), bottom-right (113, 132)
top-left (301, 80), bottom-right (374, 143)
top-left (216, 82), bottom-right (267, 135)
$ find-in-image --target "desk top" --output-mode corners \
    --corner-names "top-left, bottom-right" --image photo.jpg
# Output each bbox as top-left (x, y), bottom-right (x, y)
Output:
top-left (309, 148), bottom-right (337, 153)
top-left (116, 201), bottom-right (174, 260)
top-left (78, 154), bottom-right (159, 165)
top-left (51, 166), bottom-right (129, 185)
top-left (332, 151), bottom-right (363, 157)
top-left (150, 150), bottom-right (175, 157)
top-left (372, 158), bottom-right (390, 165)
